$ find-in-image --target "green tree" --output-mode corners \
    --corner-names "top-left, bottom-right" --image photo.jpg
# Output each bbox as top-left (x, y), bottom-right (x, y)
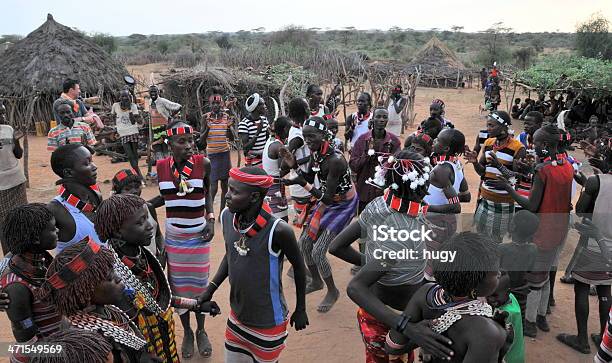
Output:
top-left (269, 26), bottom-right (315, 48)
top-left (576, 13), bottom-right (612, 59)
top-left (215, 33), bottom-right (233, 49)
top-left (478, 22), bottom-right (513, 66)
top-left (0, 34), bottom-right (23, 43)
top-left (157, 40), bottom-right (170, 55)
top-left (513, 47), bottom-right (536, 70)
top-left (91, 33), bottom-right (117, 54)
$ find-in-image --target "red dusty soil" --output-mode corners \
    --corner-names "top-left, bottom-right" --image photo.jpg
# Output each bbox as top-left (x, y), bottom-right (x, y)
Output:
top-left (0, 86), bottom-right (602, 363)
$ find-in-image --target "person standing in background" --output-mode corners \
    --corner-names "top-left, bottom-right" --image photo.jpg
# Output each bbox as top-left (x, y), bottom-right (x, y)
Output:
top-left (0, 101), bottom-right (27, 254)
top-left (387, 85), bottom-right (408, 136)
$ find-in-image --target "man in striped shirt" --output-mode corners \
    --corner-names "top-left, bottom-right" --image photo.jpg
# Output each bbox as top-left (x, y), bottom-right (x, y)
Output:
top-left (465, 111), bottom-right (525, 243)
top-left (47, 99), bottom-right (96, 152)
top-left (200, 91), bottom-right (234, 215)
top-left (239, 93), bottom-right (269, 167)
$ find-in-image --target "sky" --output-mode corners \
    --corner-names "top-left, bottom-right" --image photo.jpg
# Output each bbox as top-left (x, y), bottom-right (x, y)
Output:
top-left (3, 0), bottom-right (611, 36)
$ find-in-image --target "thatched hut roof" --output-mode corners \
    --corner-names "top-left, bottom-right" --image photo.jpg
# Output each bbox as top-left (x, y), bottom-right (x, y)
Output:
top-left (405, 36), bottom-right (465, 79)
top-left (0, 14), bottom-right (127, 98)
top-left (162, 65), bottom-right (284, 123)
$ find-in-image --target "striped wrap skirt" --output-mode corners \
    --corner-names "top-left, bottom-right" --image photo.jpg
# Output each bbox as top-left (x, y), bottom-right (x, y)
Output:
top-left (164, 223), bottom-right (210, 315)
top-left (473, 198), bottom-right (515, 243)
top-left (225, 310), bottom-right (288, 363)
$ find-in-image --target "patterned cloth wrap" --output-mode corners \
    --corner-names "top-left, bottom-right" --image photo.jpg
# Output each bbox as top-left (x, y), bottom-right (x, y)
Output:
top-left (357, 308), bottom-right (414, 363)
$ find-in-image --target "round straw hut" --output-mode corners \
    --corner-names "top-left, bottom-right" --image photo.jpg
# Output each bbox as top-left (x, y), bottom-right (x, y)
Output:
top-left (0, 14), bottom-right (128, 130)
top-left (405, 36), bottom-right (466, 88)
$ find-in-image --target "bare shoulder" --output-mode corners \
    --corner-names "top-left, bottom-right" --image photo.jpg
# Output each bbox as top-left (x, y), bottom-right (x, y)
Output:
top-left (272, 220), bottom-right (295, 241)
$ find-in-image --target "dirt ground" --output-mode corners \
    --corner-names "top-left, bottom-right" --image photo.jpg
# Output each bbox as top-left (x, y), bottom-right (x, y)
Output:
top-left (0, 85), bottom-right (604, 363)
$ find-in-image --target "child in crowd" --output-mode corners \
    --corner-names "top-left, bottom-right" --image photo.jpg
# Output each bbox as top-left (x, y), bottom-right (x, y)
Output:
top-left (488, 274), bottom-right (525, 363)
top-left (499, 210), bottom-right (539, 324)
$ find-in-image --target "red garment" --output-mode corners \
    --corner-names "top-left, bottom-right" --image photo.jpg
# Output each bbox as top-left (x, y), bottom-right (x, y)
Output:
top-left (349, 130), bottom-right (401, 203)
top-left (357, 308), bottom-right (414, 363)
top-left (532, 161), bottom-right (574, 250)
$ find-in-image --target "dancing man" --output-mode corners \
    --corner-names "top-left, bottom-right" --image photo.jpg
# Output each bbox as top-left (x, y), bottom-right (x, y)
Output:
top-left (199, 167), bottom-right (309, 363)
top-left (282, 116), bottom-right (358, 313)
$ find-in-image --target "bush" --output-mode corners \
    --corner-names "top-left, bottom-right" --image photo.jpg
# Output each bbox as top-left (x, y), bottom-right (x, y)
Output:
top-left (269, 26), bottom-right (316, 48)
top-left (174, 50), bottom-right (199, 68)
top-left (513, 47), bottom-right (536, 69)
top-left (215, 33), bottom-right (233, 50)
top-left (576, 14), bottom-right (612, 59)
top-left (91, 33), bottom-right (117, 54)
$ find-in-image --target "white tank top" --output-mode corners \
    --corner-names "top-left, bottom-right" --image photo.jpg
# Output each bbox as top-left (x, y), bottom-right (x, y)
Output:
top-left (288, 127), bottom-right (311, 198)
top-left (424, 161), bottom-right (464, 206)
top-left (311, 104), bottom-right (325, 118)
top-left (387, 99), bottom-right (403, 135)
top-left (262, 137), bottom-right (281, 177)
top-left (351, 112), bottom-right (372, 145)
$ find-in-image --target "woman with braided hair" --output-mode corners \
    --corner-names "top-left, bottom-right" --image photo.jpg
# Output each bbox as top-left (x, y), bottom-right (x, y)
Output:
top-left (0, 203), bottom-right (62, 358)
top-left (403, 132), bottom-right (433, 157)
top-left (29, 329), bottom-right (113, 363)
top-left (111, 169), bottom-right (164, 266)
top-left (37, 239), bottom-right (157, 363)
top-left (281, 116), bottom-right (358, 313)
top-left (330, 150), bottom-right (442, 363)
top-left (386, 232), bottom-right (508, 363)
top-left (94, 194), bottom-right (220, 362)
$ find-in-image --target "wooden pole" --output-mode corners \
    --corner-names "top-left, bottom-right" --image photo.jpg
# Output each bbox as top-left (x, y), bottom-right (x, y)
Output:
top-left (22, 94), bottom-right (39, 188)
top-left (509, 83), bottom-right (517, 114)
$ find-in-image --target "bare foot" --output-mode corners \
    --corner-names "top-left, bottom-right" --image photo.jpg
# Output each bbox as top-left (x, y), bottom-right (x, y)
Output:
top-left (305, 281), bottom-right (324, 294)
top-left (317, 289), bottom-right (339, 313)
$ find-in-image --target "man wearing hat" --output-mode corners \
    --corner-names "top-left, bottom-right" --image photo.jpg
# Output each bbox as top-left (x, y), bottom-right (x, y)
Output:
top-left (199, 166), bottom-right (309, 363)
top-left (239, 93), bottom-right (269, 167)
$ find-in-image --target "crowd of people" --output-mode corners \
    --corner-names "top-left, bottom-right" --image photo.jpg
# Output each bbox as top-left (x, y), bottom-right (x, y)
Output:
top-left (0, 77), bottom-right (611, 363)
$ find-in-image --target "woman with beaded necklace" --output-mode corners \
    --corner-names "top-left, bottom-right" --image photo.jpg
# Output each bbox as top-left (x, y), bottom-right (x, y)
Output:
top-left (330, 150), bottom-right (441, 363)
top-left (94, 194), bottom-right (220, 363)
top-left (0, 204), bottom-right (63, 357)
top-left (37, 238), bottom-right (157, 363)
top-left (386, 232), bottom-right (508, 363)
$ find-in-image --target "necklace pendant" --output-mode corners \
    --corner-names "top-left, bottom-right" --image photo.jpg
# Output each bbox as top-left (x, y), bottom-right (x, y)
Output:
top-left (234, 236), bottom-right (249, 256)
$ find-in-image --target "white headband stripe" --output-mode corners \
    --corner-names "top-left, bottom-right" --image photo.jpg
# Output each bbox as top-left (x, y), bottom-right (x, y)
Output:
top-left (488, 113), bottom-right (507, 125)
top-left (305, 119), bottom-right (326, 131)
top-left (246, 93), bottom-right (261, 112)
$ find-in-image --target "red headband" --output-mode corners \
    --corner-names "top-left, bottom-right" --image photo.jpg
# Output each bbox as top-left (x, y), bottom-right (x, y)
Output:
top-left (46, 238), bottom-right (101, 290)
top-left (113, 168), bottom-right (138, 184)
top-left (209, 95), bottom-right (222, 102)
top-left (418, 133), bottom-right (432, 144)
top-left (166, 125), bottom-right (194, 137)
top-left (229, 167), bottom-right (273, 188)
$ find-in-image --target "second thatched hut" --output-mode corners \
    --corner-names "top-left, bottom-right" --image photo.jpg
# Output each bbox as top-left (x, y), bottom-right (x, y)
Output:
top-left (405, 36), bottom-right (466, 88)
